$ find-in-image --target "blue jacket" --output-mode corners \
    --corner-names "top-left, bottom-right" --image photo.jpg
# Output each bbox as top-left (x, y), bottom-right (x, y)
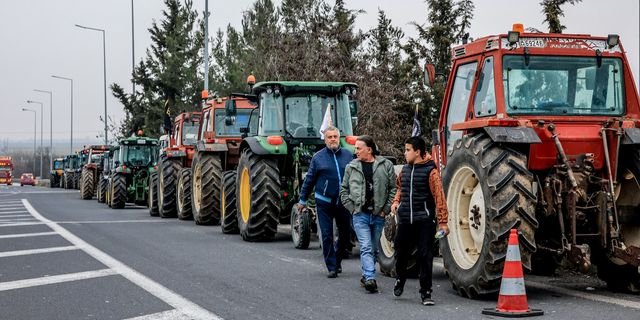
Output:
top-left (299, 147), bottom-right (353, 205)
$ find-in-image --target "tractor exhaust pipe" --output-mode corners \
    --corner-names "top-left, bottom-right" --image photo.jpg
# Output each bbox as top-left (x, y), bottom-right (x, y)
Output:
top-left (547, 124), bottom-right (578, 188)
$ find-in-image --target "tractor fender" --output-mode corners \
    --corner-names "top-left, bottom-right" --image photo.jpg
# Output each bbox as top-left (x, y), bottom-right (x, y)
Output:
top-left (622, 128), bottom-right (640, 145)
top-left (239, 137), bottom-right (273, 156)
top-left (483, 126), bottom-right (542, 144)
top-left (196, 141), bottom-right (228, 153)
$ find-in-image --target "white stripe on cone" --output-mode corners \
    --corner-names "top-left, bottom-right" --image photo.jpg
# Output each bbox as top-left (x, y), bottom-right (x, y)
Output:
top-left (506, 244), bottom-right (521, 262)
top-left (498, 277), bottom-right (527, 296)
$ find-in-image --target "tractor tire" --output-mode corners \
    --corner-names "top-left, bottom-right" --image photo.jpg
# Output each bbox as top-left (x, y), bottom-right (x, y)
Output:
top-left (221, 171), bottom-right (239, 234)
top-left (110, 174), bottom-right (127, 209)
top-left (97, 177), bottom-right (107, 203)
top-left (236, 148), bottom-right (280, 242)
top-left (177, 168), bottom-right (193, 220)
top-left (191, 152), bottom-right (222, 225)
top-left (291, 205), bottom-right (311, 249)
top-left (148, 172), bottom-right (159, 216)
top-left (440, 132), bottom-right (537, 298)
top-left (158, 156), bottom-right (181, 218)
top-left (50, 175), bottom-right (56, 188)
top-left (378, 214), bottom-right (419, 278)
top-left (64, 173), bottom-right (73, 189)
top-left (80, 168), bottom-right (94, 200)
top-left (73, 173), bottom-right (80, 190)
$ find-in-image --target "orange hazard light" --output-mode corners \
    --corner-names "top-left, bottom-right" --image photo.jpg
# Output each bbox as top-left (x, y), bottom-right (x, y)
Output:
top-left (512, 23), bottom-right (524, 33)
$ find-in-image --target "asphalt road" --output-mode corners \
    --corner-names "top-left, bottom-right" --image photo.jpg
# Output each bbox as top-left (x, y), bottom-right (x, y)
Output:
top-left (1, 185), bottom-right (640, 319)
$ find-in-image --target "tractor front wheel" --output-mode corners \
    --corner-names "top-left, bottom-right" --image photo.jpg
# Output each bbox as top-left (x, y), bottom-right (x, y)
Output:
top-left (159, 156), bottom-right (181, 218)
top-left (148, 172), bottom-right (159, 216)
top-left (111, 174), bottom-right (127, 209)
top-left (64, 172), bottom-right (73, 189)
top-left (177, 168), bottom-right (193, 220)
top-left (80, 168), bottom-right (94, 200)
top-left (378, 214), bottom-right (419, 277)
top-left (97, 177), bottom-right (107, 203)
top-left (191, 152), bottom-right (222, 225)
top-left (291, 205), bottom-right (311, 249)
top-left (221, 171), bottom-right (239, 234)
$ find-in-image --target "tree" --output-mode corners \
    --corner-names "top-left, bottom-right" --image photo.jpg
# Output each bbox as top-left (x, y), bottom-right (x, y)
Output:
top-left (541, 0), bottom-right (582, 33)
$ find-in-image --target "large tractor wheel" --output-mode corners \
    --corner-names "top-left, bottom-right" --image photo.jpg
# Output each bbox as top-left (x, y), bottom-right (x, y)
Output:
top-left (440, 132), bottom-right (537, 298)
top-left (110, 174), bottom-right (128, 209)
top-left (148, 172), bottom-right (159, 216)
top-left (158, 156), bottom-right (181, 218)
top-left (80, 168), bottom-right (94, 200)
top-left (291, 205), bottom-right (311, 249)
top-left (64, 172), bottom-right (73, 189)
top-left (97, 177), bottom-right (108, 203)
top-left (378, 214), bottom-right (419, 277)
top-left (177, 168), bottom-right (193, 220)
top-left (221, 171), bottom-right (239, 234)
top-left (73, 172), bottom-right (80, 190)
top-left (191, 152), bottom-right (222, 225)
top-left (236, 149), bottom-right (280, 242)
top-left (50, 174), bottom-right (56, 188)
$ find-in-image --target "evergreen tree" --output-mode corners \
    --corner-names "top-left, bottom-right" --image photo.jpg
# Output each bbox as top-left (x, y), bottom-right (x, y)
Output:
top-left (541, 0), bottom-right (582, 33)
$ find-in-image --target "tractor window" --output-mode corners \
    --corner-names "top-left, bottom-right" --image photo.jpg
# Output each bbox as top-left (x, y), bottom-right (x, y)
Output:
top-left (53, 161), bottom-right (63, 170)
top-left (259, 92), bottom-right (284, 136)
top-left (173, 124), bottom-right (180, 146)
top-left (123, 145), bottom-right (156, 167)
top-left (503, 55), bottom-right (625, 115)
top-left (446, 62), bottom-right (478, 153)
top-left (285, 94), bottom-right (334, 138)
top-left (336, 93), bottom-right (354, 136)
top-left (199, 110), bottom-right (211, 140)
top-left (182, 121), bottom-right (199, 145)
top-left (214, 109), bottom-right (254, 137)
top-left (474, 57), bottom-right (497, 117)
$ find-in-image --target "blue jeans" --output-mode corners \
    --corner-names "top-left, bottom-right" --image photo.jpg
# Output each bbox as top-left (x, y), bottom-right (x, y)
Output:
top-left (352, 213), bottom-right (385, 280)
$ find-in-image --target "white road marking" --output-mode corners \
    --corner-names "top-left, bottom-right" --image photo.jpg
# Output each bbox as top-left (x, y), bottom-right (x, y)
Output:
top-left (54, 220), bottom-right (170, 224)
top-left (0, 222), bottom-right (45, 227)
top-left (0, 211), bottom-right (29, 215)
top-left (0, 246), bottom-right (79, 258)
top-left (0, 269), bottom-right (118, 292)
top-left (124, 309), bottom-right (193, 320)
top-left (0, 231), bottom-right (58, 239)
top-left (22, 199), bottom-right (222, 320)
top-left (0, 207), bottom-right (26, 211)
top-left (0, 214), bottom-right (33, 218)
top-left (0, 218), bottom-right (38, 223)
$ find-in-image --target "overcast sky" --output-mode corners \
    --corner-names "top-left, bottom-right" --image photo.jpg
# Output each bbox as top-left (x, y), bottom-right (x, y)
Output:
top-left (1, 0), bottom-right (638, 149)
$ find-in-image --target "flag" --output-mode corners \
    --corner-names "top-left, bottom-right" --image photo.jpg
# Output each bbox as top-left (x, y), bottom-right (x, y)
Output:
top-left (411, 104), bottom-right (422, 137)
top-left (319, 103), bottom-right (333, 139)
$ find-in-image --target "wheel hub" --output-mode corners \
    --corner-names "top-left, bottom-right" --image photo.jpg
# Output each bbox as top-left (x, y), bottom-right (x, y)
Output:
top-left (240, 168), bottom-right (251, 223)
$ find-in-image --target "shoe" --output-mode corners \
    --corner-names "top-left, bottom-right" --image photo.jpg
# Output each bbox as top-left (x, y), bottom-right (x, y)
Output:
top-left (364, 279), bottom-right (378, 293)
top-left (327, 270), bottom-right (338, 278)
top-left (360, 276), bottom-right (366, 287)
top-left (421, 292), bottom-right (434, 306)
top-left (336, 266), bottom-right (342, 274)
top-left (393, 279), bottom-right (404, 297)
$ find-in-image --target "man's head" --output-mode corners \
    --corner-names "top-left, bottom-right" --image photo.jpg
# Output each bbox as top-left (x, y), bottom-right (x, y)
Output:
top-left (323, 126), bottom-right (340, 150)
top-left (355, 135), bottom-right (379, 161)
top-left (404, 136), bottom-right (427, 164)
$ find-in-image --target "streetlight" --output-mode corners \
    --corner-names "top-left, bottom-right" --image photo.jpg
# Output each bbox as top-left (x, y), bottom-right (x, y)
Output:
top-left (75, 23), bottom-right (108, 145)
top-left (27, 100), bottom-right (43, 178)
top-left (51, 75), bottom-right (73, 154)
top-left (34, 89), bottom-right (53, 173)
top-left (21, 108), bottom-right (37, 174)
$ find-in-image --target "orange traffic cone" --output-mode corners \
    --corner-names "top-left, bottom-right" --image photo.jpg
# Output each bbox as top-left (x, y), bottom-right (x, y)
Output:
top-left (482, 229), bottom-right (544, 318)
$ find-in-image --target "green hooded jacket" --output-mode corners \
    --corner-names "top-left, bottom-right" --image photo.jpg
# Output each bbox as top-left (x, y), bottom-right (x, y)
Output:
top-left (340, 156), bottom-right (397, 216)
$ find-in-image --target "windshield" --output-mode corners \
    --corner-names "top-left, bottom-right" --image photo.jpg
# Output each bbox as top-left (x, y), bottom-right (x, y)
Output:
top-left (182, 121), bottom-right (199, 145)
top-left (53, 161), bottom-right (63, 170)
top-left (122, 145), bottom-right (157, 166)
top-left (214, 109), bottom-right (255, 137)
top-left (503, 55), bottom-right (625, 115)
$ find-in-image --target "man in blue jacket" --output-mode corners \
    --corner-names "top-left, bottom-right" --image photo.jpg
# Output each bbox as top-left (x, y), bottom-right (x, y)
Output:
top-left (298, 126), bottom-right (353, 278)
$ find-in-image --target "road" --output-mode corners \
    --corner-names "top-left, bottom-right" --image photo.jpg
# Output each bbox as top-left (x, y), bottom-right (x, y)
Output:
top-left (1, 185), bottom-right (640, 319)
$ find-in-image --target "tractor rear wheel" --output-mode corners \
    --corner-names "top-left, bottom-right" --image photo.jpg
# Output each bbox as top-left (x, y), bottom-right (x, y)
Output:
top-left (97, 177), bottom-right (107, 203)
top-left (191, 152), bottom-right (222, 225)
top-left (236, 149), bottom-right (280, 242)
top-left (73, 173), bottom-right (80, 190)
top-left (159, 156), bottom-right (181, 218)
top-left (80, 168), bottom-right (94, 200)
top-left (440, 132), bottom-right (537, 298)
top-left (111, 174), bottom-right (127, 209)
top-left (177, 168), bottom-right (193, 220)
top-left (148, 172), bottom-right (159, 216)
top-left (221, 171), bottom-right (239, 234)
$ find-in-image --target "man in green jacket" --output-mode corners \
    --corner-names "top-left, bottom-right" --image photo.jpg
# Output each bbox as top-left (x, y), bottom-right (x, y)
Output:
top-left (340, 135), bottom-right (396, 293)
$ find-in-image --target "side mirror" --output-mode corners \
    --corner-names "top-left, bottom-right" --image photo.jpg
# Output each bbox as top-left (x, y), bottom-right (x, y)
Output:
top-left (465, 70), bottom-right (475, 91)
top-left (114, 161), bottom-right (120, 167)
top-left (431, 129), bottom-right (440, 146)
top-left (239, 127), bottom-right (250, 134)
top-left (225, 116), bottom-right (236, 126)
top-left (424, 63), bottom-right (436, 88)
top-left (225, 99), bottom-right (237, 118)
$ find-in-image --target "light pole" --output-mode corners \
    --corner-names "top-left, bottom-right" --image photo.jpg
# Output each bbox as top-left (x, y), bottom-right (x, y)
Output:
top-left (204, 0), bottom-right (210, 92)
top-left (34, 89), bottom-right (53, 173)
top-left (52, 75), bottom-right (73, 154)
top-left (27, 100), bottom-right (43, 178)
top-left (76, 24), bottom-right (108, 145)
top-left (22, 108), bottom-right (37, 174)
top-left (131, 0), bottom-right (135, 94)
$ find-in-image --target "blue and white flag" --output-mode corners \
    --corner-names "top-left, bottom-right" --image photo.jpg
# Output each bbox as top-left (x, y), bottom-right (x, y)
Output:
top-left (411, 104), bottom-right (421, 137)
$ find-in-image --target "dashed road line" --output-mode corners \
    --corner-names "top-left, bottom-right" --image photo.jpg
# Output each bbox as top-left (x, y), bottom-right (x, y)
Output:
top-left (124, 309), bottom-right (193, 320)
top-left (0, 222), bottom-right (45, 227)
top-left (0, 246), bottom-right (79, 258)
top-left (0, 231), bottom-right (58, 239)
top-left (22, 199), bottom-right (222, 320)
top-left (0, 269), bottom-right (118, 292)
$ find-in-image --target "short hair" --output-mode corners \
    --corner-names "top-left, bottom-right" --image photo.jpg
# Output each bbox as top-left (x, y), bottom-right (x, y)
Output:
top-left (323, 126), bottom-right (340, 136)
top-left (404, 136), bottom-right (427, 158)
top-left (357, 135), bottom-right (380, 156)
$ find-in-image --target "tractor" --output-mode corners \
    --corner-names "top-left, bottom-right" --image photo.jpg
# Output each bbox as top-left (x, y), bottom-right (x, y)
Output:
top-left (79, 145), bottom-right (110, 199)
top-left (62, 154), bottom-right (79, 189)
top-left (229, 80), bottom-right (359, 242)
top-left (382, 25), bottom-right (640, 297)
top-left (49, 157), bottom-right (64, 188)
top-left (108, 133), bottom-right (159, 209)
top-left (96, 149), bottom-right (116, 204)
top-left (189, 94), bottom-right (256, 228)
top-left (154, 111), bottom-right (201, 219)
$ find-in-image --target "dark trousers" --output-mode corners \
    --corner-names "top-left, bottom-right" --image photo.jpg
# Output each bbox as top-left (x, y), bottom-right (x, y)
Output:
top-left (394, 219), bottom-right (436, 293)
top-left (316, 199), bottom-right (351, 272)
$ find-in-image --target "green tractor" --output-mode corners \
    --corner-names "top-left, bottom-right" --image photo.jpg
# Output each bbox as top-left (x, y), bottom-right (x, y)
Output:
top-left (62, 154), bottom-right (80, 189)
top-left (108, 134), bottom-right (159, 209)
top-left (229, 81), bottom-right (358, 242)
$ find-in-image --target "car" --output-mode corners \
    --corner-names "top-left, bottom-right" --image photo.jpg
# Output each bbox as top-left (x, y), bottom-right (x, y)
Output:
top-left (20, 173), bottom-right (36, 186)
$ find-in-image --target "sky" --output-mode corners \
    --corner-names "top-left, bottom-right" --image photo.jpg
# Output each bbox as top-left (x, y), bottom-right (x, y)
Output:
top-left (0, 0), bottom-right (638, 151)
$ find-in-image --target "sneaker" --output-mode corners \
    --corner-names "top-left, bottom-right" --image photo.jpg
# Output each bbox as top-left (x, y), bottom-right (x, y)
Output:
top-left (327, 270), bottom-right (338, 278)
top-left (336, 265), bottom-right (342, 274)
top-left (364, 279), bottom-right (378, 293)
top-left (421, 292), bottom-right (434, 306)
top-left (393, 279), bottom-right (404, 297)
top-left (360, 276), bottom-right (366, 287)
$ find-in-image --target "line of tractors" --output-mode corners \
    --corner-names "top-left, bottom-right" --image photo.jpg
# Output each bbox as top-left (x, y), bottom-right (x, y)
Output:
top-left (49, 27), bottom-right (640, 298)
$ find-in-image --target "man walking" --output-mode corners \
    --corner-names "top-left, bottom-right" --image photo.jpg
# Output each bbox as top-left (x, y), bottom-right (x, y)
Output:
top-left (391, 136), bottom-right (449, 305)
top-left (298, 126), bottom-right (353, 278)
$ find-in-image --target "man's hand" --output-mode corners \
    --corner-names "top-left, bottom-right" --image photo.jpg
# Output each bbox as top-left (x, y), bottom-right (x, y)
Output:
top-left (296, 203), bottom-right (306, 211)
top-left (391, 202), bottom-right (399, 214)
top-left (439, 224), bottom-right (450, 236)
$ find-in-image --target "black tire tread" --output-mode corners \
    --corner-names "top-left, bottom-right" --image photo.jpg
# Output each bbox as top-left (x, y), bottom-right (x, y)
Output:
top-left (221, 171), bottom-right (239, 233)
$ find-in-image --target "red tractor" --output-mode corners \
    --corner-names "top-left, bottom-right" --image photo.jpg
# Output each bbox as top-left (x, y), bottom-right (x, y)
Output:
top-left (395, 25), bottom-right (639, 297)
top-left (80, 145), bottom-right (110, 200)
top-left (189, 93), bottom-right (257, 228)
top-left (153, 111), bottom-right (201, 219)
